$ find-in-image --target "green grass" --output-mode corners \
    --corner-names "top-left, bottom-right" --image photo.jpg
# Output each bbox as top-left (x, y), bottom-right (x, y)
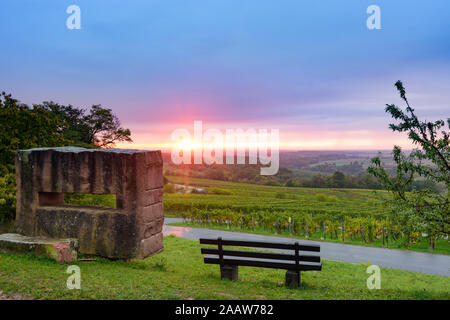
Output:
top-left (0, 235), bottom-right (448, 300)
top-left (167, 221), bottom-right (450, 255)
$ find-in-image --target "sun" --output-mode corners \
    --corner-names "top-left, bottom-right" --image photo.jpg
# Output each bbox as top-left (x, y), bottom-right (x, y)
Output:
top-left (175, 138), bottom-right (202, 151)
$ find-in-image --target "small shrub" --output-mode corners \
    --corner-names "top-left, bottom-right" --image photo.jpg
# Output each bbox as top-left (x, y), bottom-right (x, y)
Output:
top-left (315, 194), bottom-right (327, 202)
top-left (275, 192), bottom-right (286, 199)
top-left (0, 173), bottom-right (16, 224)
top-left (327, 196), bottom-right (339, 202)
top-left (208, 187), bottom-right (232, 195)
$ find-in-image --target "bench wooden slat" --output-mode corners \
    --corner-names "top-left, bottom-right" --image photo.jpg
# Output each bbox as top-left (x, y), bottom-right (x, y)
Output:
top-left (204, 256), bottom-right (322, 271)
top-left (201, 248), bottom-right (320, 263)
top-left (200, 238), bottom-right (320, 252)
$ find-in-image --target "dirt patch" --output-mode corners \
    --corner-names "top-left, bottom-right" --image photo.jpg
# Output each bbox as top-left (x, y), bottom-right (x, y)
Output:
top-left (0, 290), bottom-right (33, 300)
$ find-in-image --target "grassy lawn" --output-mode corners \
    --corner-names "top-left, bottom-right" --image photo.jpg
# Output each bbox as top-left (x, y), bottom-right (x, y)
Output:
top-left (167, 221), bottom-right (450, 255)
top-left (0, 235), bottom-right (448, 300)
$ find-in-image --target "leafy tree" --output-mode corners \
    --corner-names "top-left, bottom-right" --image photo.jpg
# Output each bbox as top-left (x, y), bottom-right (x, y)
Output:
top-left (39, 102), bottom-right (132, 148)
top-left (368, 81), bottom-right (449, 249)
top-left (0, 92), bottom-right (69, 175)
top-left (85, 104), bottom-right (132, 148)
top-left (38, 102), bottom-right (92, 148)
top-left (331, 171), bottom-right (346, 187)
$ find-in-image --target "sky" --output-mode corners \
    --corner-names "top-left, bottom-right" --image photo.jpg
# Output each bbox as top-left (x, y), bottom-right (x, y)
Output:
top-left (0, 0), bottom-right (449, 151)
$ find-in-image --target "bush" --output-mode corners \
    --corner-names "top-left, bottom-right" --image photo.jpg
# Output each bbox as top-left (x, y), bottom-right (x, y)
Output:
top-left (275, 192), bottom-right (286, 199)
top-left (208, 187), bottom-right (232, 195)
top-left (315, 194), bottom-right (327, 202)
top-left (0, 173), bottom-right (16, 223)
top-left (327, 196), bottom-right (339, 202)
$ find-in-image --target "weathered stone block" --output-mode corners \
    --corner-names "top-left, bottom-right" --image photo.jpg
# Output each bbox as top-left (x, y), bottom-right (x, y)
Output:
top-left (137, 188), bottom-right (163, 207)
top-left (0, 233), bottom-right (78, 263)
top-left (136, 232), bottom-right (163, 259)
top-left (144, 218), bottom-right (164, 238)
top-left (137, 202), bottom-right (164, 224)
top-left (14, 147), bottom-right (164, 260)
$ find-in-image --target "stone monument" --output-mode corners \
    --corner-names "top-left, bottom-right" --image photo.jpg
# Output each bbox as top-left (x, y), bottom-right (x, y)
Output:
top-left (12, 146), bottom-right (164, 260)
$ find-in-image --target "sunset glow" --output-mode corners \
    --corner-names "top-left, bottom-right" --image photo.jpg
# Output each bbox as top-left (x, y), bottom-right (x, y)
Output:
top-left (2, 1), bottom-right (449, 153)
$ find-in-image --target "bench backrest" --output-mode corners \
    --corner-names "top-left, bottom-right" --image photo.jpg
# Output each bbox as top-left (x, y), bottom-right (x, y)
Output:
top-left (200, 237), bottom-right (321, 271)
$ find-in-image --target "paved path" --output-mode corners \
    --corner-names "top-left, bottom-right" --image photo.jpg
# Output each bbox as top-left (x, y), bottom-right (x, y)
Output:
top-left (164, 218), bottom-right (450, 276)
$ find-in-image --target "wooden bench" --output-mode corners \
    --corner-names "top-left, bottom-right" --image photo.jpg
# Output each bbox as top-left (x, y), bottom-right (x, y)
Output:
top-left (200, 237), bottom-right (321, 287)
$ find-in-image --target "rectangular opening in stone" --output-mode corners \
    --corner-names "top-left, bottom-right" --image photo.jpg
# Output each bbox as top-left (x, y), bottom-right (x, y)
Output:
top-left (39, 192), bottom-right (64, 206)
top-left (64, 193), bottom-right (117, 209)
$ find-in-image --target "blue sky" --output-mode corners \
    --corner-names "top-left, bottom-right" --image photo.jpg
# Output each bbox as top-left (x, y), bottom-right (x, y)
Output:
top-left (1, 1), bottom-right (449, 150)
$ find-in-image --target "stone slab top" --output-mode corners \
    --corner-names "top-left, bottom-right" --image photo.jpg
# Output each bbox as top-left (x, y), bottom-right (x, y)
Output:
top-left (17, 146), bottom-right (160, 154)
top-left (0, 233), bottom-right (77, 246)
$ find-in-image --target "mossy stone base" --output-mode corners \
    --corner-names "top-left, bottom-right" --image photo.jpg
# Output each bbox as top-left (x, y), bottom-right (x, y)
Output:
top-left (0, 233), bottom-right (78, 263)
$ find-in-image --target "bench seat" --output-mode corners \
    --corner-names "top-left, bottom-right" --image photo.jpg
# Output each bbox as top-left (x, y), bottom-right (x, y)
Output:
top-left (204, 254), bottom-right (322, 271)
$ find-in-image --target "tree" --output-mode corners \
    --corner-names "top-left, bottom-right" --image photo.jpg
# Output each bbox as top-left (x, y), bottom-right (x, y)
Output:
top-left (85, 105), bottom-right (132, 148)
top-left (39, 102), bottom-right (132, 148)
top-left (331, 171), bottom-right (346, 187)
top-left (368, 81), bottom-right (449, 249)
top-left (0, 92), bottom-right (69, 175)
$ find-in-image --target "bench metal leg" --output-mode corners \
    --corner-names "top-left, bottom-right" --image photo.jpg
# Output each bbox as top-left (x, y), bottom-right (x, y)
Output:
top-left (220, 265), bottom-right (238, 281)
top-left (285, 270), bottom-right (301, 287)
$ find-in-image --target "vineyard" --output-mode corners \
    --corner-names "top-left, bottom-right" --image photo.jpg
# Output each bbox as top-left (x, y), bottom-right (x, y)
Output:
top-left (164, 176), bottom-right (449, 254)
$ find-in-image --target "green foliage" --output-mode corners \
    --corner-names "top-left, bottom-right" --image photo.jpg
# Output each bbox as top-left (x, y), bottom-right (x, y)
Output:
top-left (64, 193), bottom-right (116, 208)
top-left (275, 192), bottom-right (286, 199)
top-left (368, 81), bottom-right (449, 248)
top-left (165, 162), bottom-right (385, 190)
top-left (166, 176), bottom-right (449, 252)
top-left (85, 104), bottom-right (132, 148)
top-left (179, 208), bottom-right (391, 244)
top-left (208, 187), bottom-right (232, 195)
top-left (0, 92), bottom-right (70, 175)
top-left (0, 173), bottom-right (16, 223)
top-left (165, 176), bottom-right (388, 218)
top-left (315, 194), bottom-right (327, 202)
top-left (39, 101), bottom-right (132, 148)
